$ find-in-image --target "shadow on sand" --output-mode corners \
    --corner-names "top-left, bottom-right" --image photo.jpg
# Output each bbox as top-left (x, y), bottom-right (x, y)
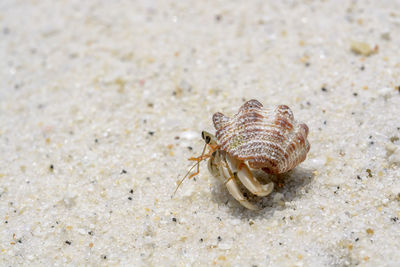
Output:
top-left (210, 166), bottom-right (315, 220)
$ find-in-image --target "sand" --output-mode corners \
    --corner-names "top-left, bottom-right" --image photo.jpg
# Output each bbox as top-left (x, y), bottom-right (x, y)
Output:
top-left (0, 0), bottom-right (399, 266)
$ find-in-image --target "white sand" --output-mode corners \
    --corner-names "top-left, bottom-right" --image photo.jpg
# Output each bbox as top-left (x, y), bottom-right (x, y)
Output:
top-left (1, 0), bottom-right (400, 266)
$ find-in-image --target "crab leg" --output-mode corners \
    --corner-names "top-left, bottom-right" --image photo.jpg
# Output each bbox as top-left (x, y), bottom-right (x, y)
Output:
top-left (217, 154), bottom-right (258, 210)
top-left (207, 152), bottom-right (220, 178)
top-left (222, 153), bottom-right (273, 197)
top-left (224, 177), bottom-right (258, 210)
top-left (236, 162), bottom-right (274, 197)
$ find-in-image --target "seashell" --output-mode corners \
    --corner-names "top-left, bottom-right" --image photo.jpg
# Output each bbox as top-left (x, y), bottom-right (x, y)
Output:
top-left (212, 99), bottom-right (310, 174)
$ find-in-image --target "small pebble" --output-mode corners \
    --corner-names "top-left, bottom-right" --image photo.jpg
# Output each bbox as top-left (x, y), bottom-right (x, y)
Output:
top-left (381, 32), bottom-right (391, 40)
top-left (378, 87), bottom-right (393, 99)
top-left (77, 228), bottom-right (86, 235)
top-left (351, 41), bottom-right (378, 56)
top-left (390, 136), bottom-right (399, 143)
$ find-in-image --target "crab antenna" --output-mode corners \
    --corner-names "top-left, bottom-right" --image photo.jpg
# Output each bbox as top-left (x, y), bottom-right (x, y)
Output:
top-left (172, 142), bottom-right (208, 197)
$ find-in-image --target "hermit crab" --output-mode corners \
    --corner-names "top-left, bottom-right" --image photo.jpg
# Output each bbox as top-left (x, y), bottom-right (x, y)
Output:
top-left (174, 99), bottom-right (310, 210)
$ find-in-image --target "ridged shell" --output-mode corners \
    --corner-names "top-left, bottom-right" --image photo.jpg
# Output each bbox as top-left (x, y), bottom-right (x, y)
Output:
top-left (212, 99), bottom-right (310, 174)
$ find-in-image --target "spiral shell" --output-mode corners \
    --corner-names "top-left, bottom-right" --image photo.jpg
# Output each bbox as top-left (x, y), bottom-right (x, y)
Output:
top-left (212, 99), bottom-right (310, 174)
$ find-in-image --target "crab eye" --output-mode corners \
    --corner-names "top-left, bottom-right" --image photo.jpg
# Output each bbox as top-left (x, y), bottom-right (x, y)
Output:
top-left (201, 131), bottom-right (212, 143)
